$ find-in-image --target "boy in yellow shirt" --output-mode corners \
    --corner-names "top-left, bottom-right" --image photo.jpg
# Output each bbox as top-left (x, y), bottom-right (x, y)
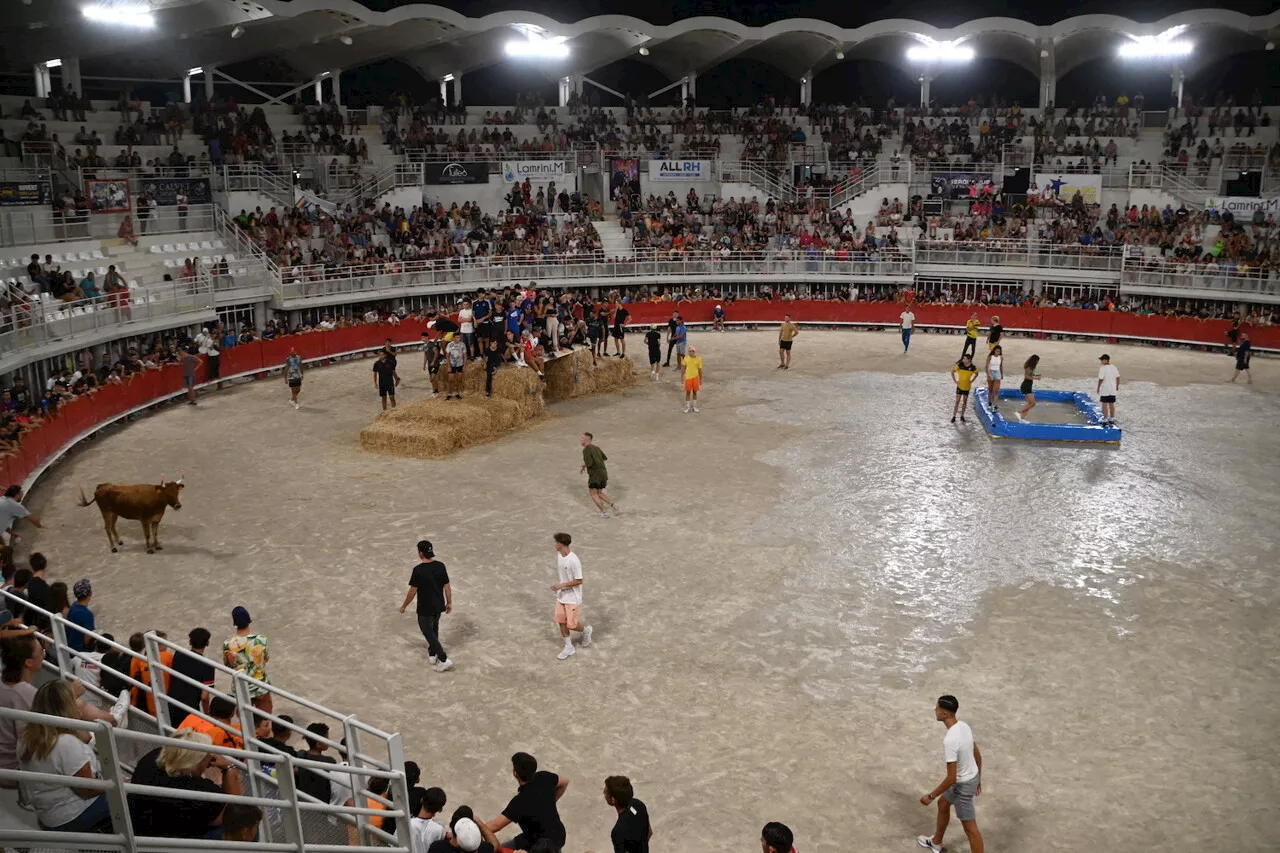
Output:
top-left (682, 345), bottom-right (704, 414)
top-left (951, 354), bottom-right (979, 423)
top-left (962, 313), bottom-right (980, 359)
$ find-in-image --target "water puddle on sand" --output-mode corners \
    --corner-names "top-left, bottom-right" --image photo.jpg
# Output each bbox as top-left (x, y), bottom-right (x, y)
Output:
top-left (733, 371), bottom-right (1280, 698)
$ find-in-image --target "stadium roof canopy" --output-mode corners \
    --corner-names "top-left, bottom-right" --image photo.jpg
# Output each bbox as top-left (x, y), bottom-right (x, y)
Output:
top-left (5, 1), bottom-right (1279, 85)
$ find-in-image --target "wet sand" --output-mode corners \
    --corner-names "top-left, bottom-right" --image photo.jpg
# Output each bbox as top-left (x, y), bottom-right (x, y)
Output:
top-left (23, 329), bottom-right (1280, 852)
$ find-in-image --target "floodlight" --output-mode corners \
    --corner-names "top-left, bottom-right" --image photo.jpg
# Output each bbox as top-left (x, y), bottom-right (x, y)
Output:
top-left (187, 67), bottom-right (202, 76)
top-left (82, 3), bottom-right (154, 28)
top-left (230, 25), bottom-right (245, 39)
top-left (638, 47), bottom-right (649, 56)
top-left (442, 73), bottom-right (455, 82)
top-left (505, 38), bottom-right (569, 59)
top-left (835, 51), bottom-right (844, 60)
top-left (1118, 38), bottom-right (1193, 59)
top-left (339, 35), bottom-right (353, 45)
top-left (906, 43), bottom-right (974, 62)
top-left (45, 59), bottom-right (62, 68)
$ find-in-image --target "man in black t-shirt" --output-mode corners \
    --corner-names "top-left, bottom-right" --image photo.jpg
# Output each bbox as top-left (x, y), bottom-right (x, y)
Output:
top-left (373, 350), bottom-right (400, 410)
top-left (610, 305), bottom-right (630, 358)
top-left (604, 775), bottom-right (651, 853)
top-left (400, 540), bottom-right (454, 672)
top-left (644, 326), bottom-right (662, 381)
top-left (486, 752), bottom-right (568, 850)
top-left (165, 627), bottom-right (216, 726)
top-left (664, 311), bottom-right (681, 366)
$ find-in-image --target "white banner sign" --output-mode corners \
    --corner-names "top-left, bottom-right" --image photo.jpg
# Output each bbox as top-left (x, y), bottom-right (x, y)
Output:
top-left (1033, 173), bottom-right (1102, 205)
top-left (501, 160), bottom-right (569, 183)
top-left (1205, 195), bottom-right (1279, 216)
top-left (293, 187), bottom-right (336, 216)
top-left (652, 160), bottom-right (711, 182)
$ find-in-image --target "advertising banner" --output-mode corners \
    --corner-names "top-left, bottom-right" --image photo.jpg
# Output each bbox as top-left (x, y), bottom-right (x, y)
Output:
top-left (609, 158), bottom-right (639, 200)
top-left (1205, 195), bottom-right (1280, 217)
top-left (930, 172), bottom-right (994, 199)
top-left (1034, 173), bottom-right (1102, 205)
top-left (0, 181), bottom-right (53, 207)
top-left (501, 160), bottom-right (569, 183)
top-left (85, 179), bottom-right (131, 213)
top-left (652, 160), bottom-right (711, 182)
top-left (139, 177), bottom-right (212, 206)
top-left (424, 162), bottom-right (490, 185)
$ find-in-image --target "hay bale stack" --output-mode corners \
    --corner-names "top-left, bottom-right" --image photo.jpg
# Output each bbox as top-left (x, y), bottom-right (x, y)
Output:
top-left (545, 349), bottom-right (637, 402)
top-left (456, 360), bottom-right (545, 417)
top-left (359, 397), bottom-right (537, 459)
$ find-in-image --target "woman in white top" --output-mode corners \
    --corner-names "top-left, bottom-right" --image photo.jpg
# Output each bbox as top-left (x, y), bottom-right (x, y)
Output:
top-left (457, 299), bottom-right (476, 359)
top-left (18, 680), bottom-right (111, 832)
top-left (984, 345), bottom-right (1004, 411)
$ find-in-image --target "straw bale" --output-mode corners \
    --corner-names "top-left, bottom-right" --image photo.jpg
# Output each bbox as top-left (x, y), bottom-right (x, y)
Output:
top-left (359, 397), bottom-right (538, 459)
top-left (455, 360), bottom-right (545, 417)
top-left (544, 349), bottom-right (638, 402)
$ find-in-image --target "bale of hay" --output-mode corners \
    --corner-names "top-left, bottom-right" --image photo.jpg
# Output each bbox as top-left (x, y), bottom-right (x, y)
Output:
top-left (456, 360), bottom-right (545, 417)
top-left (359, 397), bottom-right (537, 459)
top-left (544, 349), bottom-right (638, 402)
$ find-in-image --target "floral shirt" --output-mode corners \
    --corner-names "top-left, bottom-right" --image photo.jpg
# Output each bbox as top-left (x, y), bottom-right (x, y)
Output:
top-left (223, 633), bottom-right (270, 696)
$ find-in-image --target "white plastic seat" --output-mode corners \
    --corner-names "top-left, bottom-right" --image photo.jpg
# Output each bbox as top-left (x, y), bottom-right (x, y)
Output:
top-left (96, 267), bottom-right (108, 277)
top-left (174, 242), bottom-right (188, 252)
top-left (224, 253), bottom-right (236, 262)
top-left (50, 254), bottom-right (63, 263)
top-left (92, 249), bottom-right (105, 259)
top-left (128, 280), bottom-right (139, 289)
top-left (200, 256), bottom-right (212, 266)
top-left (200, 241), bottom-right (213, 250)
top-left (51, 311), bottom-right (66, 321)
top-left (163, 259), bottom-right (177, 268)
top-left (149, 245), bottom-right (162, 254)
top-left (161, 244), bottom-right (174, 253)
top-left (212, 239), bottom-right (226, 249)
top-left (78, 252), bottom-right (93, 261)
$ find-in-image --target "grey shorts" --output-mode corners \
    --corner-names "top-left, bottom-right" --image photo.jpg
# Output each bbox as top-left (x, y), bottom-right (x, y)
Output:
top-left (943, 776), bottom-right (979, 822)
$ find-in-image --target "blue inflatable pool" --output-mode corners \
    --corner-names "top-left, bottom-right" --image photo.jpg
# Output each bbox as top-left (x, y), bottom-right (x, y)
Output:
top-left (974, 388), bottom-right (1121, 443)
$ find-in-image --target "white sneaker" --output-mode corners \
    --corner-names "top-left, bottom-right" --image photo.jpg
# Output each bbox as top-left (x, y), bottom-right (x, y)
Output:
top-left (581, 626), bottom-right (593, 647)
top-left (435, 659), bottom-right (454, 672)
top-left (111, 689), bottom-right (130, 727)
top-left (683, 404), bottom-right (691, 413)
top-left (917, 836), bottom-right (943, 852)
top-left (292, 401), bottom-right (299, 410)
top-left (1014, 412), bottom-right (1025, 422)
top-left (557, 645), bottom-right (575, 660)
top-left (428, 655), bottom-right (438, 665)
top-left (692, 405), bottom-right (699, 413)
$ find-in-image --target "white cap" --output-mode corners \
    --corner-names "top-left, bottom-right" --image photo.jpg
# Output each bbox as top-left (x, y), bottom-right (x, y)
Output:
top-left (453, 818), bottom-right (482, 852)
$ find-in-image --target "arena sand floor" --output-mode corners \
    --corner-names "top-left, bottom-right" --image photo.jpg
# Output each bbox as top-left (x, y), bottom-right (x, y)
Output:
top-left (22, 330), bottom-right (1280, 853)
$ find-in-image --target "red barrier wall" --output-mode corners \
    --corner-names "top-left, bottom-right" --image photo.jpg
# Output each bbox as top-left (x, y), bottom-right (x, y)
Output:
top-left (5, 311), bottom-right (1273, 492)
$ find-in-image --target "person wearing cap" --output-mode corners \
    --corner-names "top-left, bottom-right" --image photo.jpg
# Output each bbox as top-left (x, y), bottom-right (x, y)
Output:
top-left (644, 325), bottom-right (662, 381)
top-left (65, 578), bottom-right (95, 653)
top-left (682, 344), bottom-right (703, 413)
top-left (400, 540), bottom-right (454, 673)
top-left (778, 314), bottom-right (799, 370)
top-left (0, 485), bottom-right (43, 546)
top-left (428, 806), bottom-right (499, 853)
top-left (223, 607), bottom-right (272, 713)
top-left (284, 347), bottom-right (304, 410)
top-left (761, 821), bottom-right (795, 853)
top-left (918, 694), bottom-right (984, 853)
top-left (712, 303), bottom-right (726, 332)
top-left (1096, 353), bottom-right (1120, 425)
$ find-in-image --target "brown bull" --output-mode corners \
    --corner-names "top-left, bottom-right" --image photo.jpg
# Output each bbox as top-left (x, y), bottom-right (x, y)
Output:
top-left (77, 476), bottom-right (184, 554)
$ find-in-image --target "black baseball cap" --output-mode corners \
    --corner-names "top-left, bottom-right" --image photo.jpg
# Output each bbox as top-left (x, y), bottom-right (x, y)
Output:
top-left (417, 540), bottom-right (434, 557)
top-left (1099, 353), bottom-right (1110, 361)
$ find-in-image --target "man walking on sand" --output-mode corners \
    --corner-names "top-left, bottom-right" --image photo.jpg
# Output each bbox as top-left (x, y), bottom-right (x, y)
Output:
top-left (918, 694), bottom-right (984, 853)
top-left (399, 540), bottom-right (454, 672)
top-left (1096, 353), bottom-right (1119, 425)
top-left (900, 305), bottom-right (915, 354)
top-left (682, 345), bottom-right (703, 413)
top-left (1230, 332), bottom-right (1252, 384)
top-left (551, 533), bottom-right (592, 660)
top-left (778, 315), bottom-right (799, 370)
top-left (283, 348), bottom-right (303, 410)
top-left (579, 433), bottom-right (617, 517)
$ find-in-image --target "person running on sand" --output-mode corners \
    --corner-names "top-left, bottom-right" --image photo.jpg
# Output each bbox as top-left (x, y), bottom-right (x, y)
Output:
top-left (579, 433), bottom-right (617, 517)
top-left (1014, 355), bottom-right (1041, 422)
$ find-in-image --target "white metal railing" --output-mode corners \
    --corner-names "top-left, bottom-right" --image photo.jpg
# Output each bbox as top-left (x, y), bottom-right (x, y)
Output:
top-left (215, 165), bottom-right (294, 208)
top-left (277, 250), bottom-right (916, 301)
top-left (213, 205), bottom-right (282, 295)
top-left (1128, 163), bottom-right (1218, 201)
top-left (401, 148), bottom-right (590, 165)
top-left (0, 587), bottom-right (412, 851)
top-left (0, 278), bottom-right (215, 357)
top-left (1121, 263), bottom-right (1280, 298)
top-left (0, 204), bottom-right (217, 248)
top-left (718, 161), bottom-right (795, 200)
top-left (916, 241), bottom-right (1126, 273)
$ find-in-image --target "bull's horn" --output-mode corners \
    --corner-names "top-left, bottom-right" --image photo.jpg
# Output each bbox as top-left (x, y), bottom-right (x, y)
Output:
top-left (159, 476), bottom-right (165, 485)
top-left (177, 470), bottom-right (185, 484)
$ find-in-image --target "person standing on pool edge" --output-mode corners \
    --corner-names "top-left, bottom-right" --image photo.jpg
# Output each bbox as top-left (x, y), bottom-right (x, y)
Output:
top-left (373, 349), bottom-right (400, 411)
top-left (917, 694), bottom-right (984, 853)
top-left (900, 305), bottom-right (915, 354)
top-left (1230, 332), bottom-right (1252, 384)
top-left (1096, 353), bottom-right (1120, 425)
top-left (682, 345), bottom-right (703, 413)
top-left (778, 315), bottom-right (799, 370)
top-left (961, 313), bottom-right (980, 359)
top-left (579, 433), bottom-right (616, 517)
top-left (950, 354), bottom-right (979, 423)
top-left (1014, 354), bottom-right (1041, 422)
top-left (984, 345), bottom-right (1003, 411)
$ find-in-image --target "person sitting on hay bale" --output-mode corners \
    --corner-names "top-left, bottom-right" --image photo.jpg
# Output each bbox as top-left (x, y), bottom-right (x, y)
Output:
top-left (521, 329), bottom-right (547, 382)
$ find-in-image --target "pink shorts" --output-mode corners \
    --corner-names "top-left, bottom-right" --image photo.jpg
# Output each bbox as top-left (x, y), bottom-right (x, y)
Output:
top-left (554, 602), bottom-right (582, 631)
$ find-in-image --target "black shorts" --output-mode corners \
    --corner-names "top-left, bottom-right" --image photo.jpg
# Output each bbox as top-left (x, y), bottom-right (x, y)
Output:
top-left (450, 365), bottom-right (463, 374)
top-left (611, 327), bottom-right (624, 339)
top-left (288, 378), bottom-right (302, 388)
top-left (1019, 380), bottom-right (1034, 395)
top-left (379, 385), bottom-right (396, 397)
top-left (649, 350), bottom-right (661, 365)
top-left (1236, 360), bottom-right (1250, 371)
top-left (779, 340), bottom-right (793, 351)
top-left (588, 478), bottom-right (607, 490)
top-left (1100, 395), bottom-right (1116, 404)
top-left (956, 388), bottom-right (970, 396)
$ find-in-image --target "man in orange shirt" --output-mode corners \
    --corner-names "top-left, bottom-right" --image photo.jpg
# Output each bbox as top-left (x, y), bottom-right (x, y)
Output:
top-left (127, 631), bottom-right (174, 718)
top-left (177, 696), bottom-right (243, 749)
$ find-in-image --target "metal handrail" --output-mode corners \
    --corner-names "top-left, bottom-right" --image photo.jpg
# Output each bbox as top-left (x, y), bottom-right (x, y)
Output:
top-left (0, 203), bottom-right (218, 248)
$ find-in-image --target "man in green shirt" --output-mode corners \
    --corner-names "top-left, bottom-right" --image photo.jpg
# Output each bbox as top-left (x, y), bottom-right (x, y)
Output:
top-left (579, 432), bottom-right (617, 517)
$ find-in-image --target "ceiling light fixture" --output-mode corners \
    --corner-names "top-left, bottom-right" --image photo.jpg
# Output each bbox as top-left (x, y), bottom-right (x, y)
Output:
top-left (638, 46), bottom-right (649, 56)
top-left (339, 35), bottom-right (353, 45)
top-left (45, 59), bottom-right (62, 69)
top-left (835, 50), bottom-right (844, 60)
top-left (442, 73), bottom-right (455, 82)
top-left (81, 3), bottom-right (154, 28)
top-left (1117, 37), bottom-right (1193, 58)
top-left (230, 25), bottom-right (245, 39)
top-left (906, 41), bottom-right (974, 62)
top-left (188, 66), bottom-right (203, 76)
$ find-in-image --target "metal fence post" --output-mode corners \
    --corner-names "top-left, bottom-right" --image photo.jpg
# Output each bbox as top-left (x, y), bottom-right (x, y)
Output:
top-left (142, 631), bottom-right (169, 734)
top-left (232, 673), bottom-right (274, 844)
top-left (97, 721), bottom-right (138, 850)
top-left (341, 715), bottom-right (369, 847)
top-left (386, 731), bottom-right (414, 852)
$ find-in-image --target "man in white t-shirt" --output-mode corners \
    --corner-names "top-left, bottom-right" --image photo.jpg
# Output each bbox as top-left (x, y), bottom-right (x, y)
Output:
top-left (900, 306), bottom-right (916, 354)
top-left (918, 694), bottom-right (984, 853)
top-left (409, 786), bottom-right (448, 852)
top-left (1096, 353), bottom-right (1120, 425)
top-left (551, 532), bottom-right (592, 661)
top-left (0, 485), bottom-right (42, 545)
